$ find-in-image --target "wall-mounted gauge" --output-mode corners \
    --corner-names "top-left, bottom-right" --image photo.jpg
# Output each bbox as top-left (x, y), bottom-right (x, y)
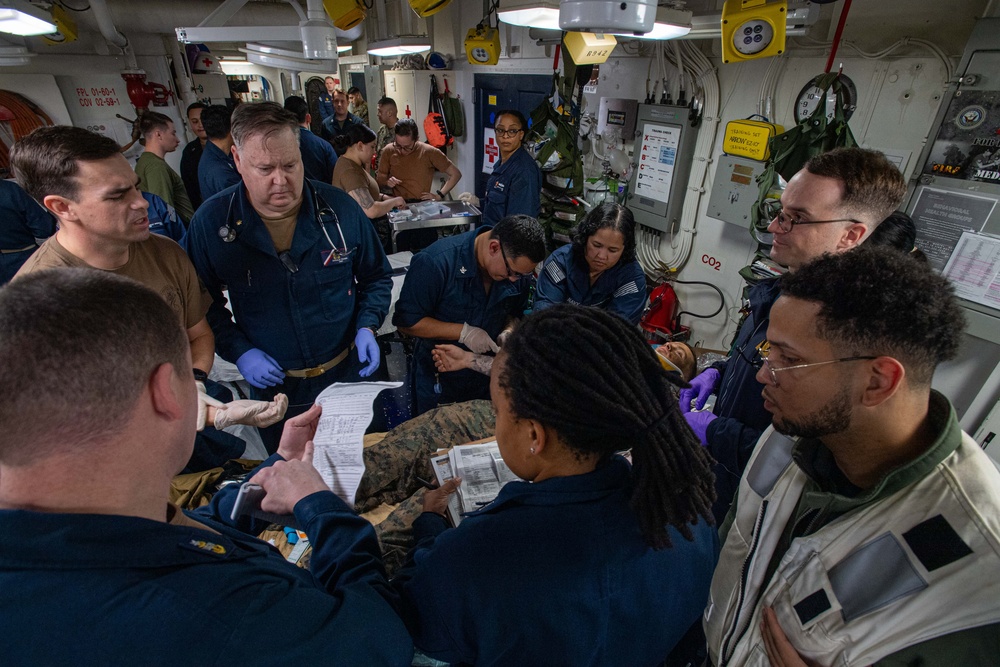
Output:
top-left (794, 74), bottom-right (857, 123)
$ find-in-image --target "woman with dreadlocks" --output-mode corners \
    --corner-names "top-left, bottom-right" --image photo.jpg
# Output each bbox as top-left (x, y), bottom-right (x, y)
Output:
top-left (393, 304), bottom-right (718, 666)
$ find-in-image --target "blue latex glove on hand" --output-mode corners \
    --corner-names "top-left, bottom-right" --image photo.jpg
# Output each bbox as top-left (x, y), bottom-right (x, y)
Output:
top-left (236, 348), bottom-right (285, 389)
top-left (679, 368), bottom-right (720, 413)
top-left (684, 409), bottom-right (717, 446)
top-left (355, 328), bottom-right (380, 377)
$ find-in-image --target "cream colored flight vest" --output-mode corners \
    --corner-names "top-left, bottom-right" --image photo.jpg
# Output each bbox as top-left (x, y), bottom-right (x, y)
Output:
top-left (704, 426), bottom-right (1000, 667)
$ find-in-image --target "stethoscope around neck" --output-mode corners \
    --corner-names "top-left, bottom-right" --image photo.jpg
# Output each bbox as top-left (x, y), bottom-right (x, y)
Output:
top-left (217, 180), bottom-right (349, 261)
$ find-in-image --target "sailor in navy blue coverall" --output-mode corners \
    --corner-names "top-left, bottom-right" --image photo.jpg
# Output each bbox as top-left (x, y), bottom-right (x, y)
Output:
top-left (198, 140), bottom-right (241, 202)
top-left (393, 223), bottom-right (540, 415)
top-left (481, 110), bottom-right (541, 226)
top-left (533, 242), bottom-right (646, 324)
top-left (0, 179), bottom-right (55, 283)
top-left (187, 178), bottom-right (391, 447)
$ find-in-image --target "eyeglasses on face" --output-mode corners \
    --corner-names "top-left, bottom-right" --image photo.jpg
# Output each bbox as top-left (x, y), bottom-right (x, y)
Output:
top-left (764, 201), bottom-right (862, 233)
top-left (394, 139), bottom-right (416, 153)
top-left (494, 128), bottom-right (523, 138)
top-left (497, 239), bottom-right (533, 279)
top-left (754, 339), bottom-right (876, 387)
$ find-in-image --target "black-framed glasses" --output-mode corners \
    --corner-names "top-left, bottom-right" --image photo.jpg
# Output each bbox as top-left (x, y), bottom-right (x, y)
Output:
top-left (498, 239), bottom-right (533, 279)
top-left (394, 139), bottom-right (416, 153)
top-left (494, 128), bottom-right (523, 138)
top-left (756, 340), bottom-right (876, 388)
top-left (764, 200), bottom-right (862, 233)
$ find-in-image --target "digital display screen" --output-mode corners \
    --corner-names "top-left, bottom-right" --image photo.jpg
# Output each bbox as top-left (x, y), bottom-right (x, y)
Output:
top-left (607, 110), bottom-right (626, 127)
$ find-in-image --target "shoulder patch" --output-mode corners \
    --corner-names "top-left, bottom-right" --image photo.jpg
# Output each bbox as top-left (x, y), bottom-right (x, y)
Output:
top-left (613, 281), bottom-right (639, 298)
top-left (544, 260), bottom-right (566, 284)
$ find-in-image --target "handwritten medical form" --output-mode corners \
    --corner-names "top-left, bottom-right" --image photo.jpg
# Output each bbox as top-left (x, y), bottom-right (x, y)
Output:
top-left (312, 381), bottom-right (402, 505)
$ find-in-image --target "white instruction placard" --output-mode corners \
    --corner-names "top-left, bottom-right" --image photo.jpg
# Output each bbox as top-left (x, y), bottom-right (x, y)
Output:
top-left (635, 123), bottom-right (680, 204)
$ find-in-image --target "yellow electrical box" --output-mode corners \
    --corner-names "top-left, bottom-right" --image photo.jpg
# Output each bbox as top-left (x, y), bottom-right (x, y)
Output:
top-left (409, 0), bottom-right (453, 18)
top-left (323, 0), bottom-right (366, 30)
top-left (723, 119), bottom-right (784, 161)
top-left (563, 32), bottom-right (617, 66)
top-left (42, 4), bottom-right (77, 45)
top-left (465, 26), bottom-right (501, 66)
top-left (721, 0), bottom-right (786, 64)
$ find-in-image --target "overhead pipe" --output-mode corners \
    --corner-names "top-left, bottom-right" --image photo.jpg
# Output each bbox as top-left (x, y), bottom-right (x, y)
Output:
top-left (90, 0), bottom-right (137, 68)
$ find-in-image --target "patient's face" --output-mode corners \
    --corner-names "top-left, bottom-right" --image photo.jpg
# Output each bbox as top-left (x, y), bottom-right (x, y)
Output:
top-left (656, 342), bottom-right (695, 380)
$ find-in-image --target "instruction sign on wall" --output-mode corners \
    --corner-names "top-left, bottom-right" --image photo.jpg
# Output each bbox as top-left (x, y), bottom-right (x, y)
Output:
top-left (635, 123), bottom-right (680, 204)
top-left (911, 187), bottom-right (997, 271)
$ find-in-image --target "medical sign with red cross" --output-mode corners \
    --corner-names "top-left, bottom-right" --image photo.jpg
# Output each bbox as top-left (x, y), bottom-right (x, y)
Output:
top-left (485, 136), bottom-right (499, 163)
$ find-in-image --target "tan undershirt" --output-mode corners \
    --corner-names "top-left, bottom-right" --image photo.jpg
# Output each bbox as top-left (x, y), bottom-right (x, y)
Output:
top-left (261, 203), bottom-right (302, 253)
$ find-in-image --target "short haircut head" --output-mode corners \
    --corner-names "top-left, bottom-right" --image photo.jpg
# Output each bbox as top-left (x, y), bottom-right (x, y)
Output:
top-left (283, 95), bottom-right (310, 123)
top-left (867, 210), bottom-right (917, 255)
top-left (394, 118), bottom-right (419, 141)
top-left (572, 202), bottom-right (637, 264)
top-left (0, 269), bottom-right (189, 465)
top-left (10, 125), bottom-right (121, 203)
top-left (332, 88), bottom-right (348, 101)
top-left (231, 101), bottom-right (299, 150)
top-left (780, 246), bottom-right (965, 386)
top-left (332, 122), bottom-right (376, 154)
top-left (490, 214), bottom-right (546, 263)
top-left (804, 147), bottom-right (906, 226)
top-left (347, 86), bottom-right (360, 96)
top-left (495, 109), bottom-right (527, 130)
top-left (200, 105), bottom-right (232, 140)
top-left (186, 101), bottom-right (207, 116)
top-left (378, 96), bottom-right (396, 109)
top-left (138, 111), bottom-right (172, 137)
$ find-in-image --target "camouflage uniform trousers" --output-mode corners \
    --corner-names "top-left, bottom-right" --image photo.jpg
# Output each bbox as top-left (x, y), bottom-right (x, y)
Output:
top-left (356, 399), bottom-right (496, 575)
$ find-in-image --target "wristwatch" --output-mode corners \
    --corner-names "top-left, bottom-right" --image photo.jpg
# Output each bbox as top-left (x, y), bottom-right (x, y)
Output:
top-left (193, 368), bottom-right (208, 382)
top-left (436, 189), bottom-right (445, 199)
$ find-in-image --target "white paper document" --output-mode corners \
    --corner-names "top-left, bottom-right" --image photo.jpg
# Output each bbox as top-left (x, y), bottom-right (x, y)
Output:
top-left (312, 381), bottom-right (402, 505)
top-left (942, 231), bottom-right (1000, 309)
top-left (430, 440), bottom-right (520, 526)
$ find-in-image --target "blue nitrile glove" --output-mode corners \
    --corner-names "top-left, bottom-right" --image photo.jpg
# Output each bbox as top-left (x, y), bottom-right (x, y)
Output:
top-left (355, 327), bottom-right (380, 377)
top-left (236, 348), bottom-right (285, 389)
top-left (684, 410), bottom-right (717, 446)
top-left (679, 368), bottom-right (720, 413)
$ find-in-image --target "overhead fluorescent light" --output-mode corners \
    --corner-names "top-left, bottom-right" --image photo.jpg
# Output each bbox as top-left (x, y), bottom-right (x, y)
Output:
top-left (366, 36), bottom-right (431, 57)
top-left (629, 7), bottom-right (692, 40)
top-left (337, 44), bottom-right (352, 53)
top-left (0, 1), bottom-right (56, 36)
top-left (498, 0), bottom-right (560, 31)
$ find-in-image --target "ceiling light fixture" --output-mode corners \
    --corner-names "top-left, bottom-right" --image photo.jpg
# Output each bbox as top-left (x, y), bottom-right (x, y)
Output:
top-left (0, 1), bottom-right (56, 36)
top-left (498, 0), bottom-right (560, 31)
top-left (628, 7), bottom-right (692, 40)
top-left (366, 36), bottom-right (431, 57)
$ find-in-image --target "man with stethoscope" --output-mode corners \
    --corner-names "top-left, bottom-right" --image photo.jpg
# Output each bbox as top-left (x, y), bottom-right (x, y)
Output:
top-left (187, 102), bottom-right (392, 451)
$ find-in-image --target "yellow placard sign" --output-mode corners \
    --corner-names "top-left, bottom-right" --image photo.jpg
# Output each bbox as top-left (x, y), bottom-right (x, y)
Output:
top-left (488, 95), bottom-right (497, 106)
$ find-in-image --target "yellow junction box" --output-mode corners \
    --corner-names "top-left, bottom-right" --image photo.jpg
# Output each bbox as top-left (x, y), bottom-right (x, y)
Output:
top-left (563, 31), bottom-right (617, 66)
top-left (723, 119), bottom-right (784, 161)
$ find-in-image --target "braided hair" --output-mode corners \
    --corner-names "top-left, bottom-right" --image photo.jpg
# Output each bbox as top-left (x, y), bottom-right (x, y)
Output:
top-left (499, 304), bottom-right (716, 548)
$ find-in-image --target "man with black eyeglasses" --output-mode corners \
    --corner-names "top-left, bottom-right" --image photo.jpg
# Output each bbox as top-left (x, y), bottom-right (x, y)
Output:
top-left (394, 214), bottom-right (545, 415)
top-left (680, 147), bottom-right (906, 524)
top-left (376, 118), bottom-right (461, 203)
top-left (704, 246), bottom-right (1000, 667)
